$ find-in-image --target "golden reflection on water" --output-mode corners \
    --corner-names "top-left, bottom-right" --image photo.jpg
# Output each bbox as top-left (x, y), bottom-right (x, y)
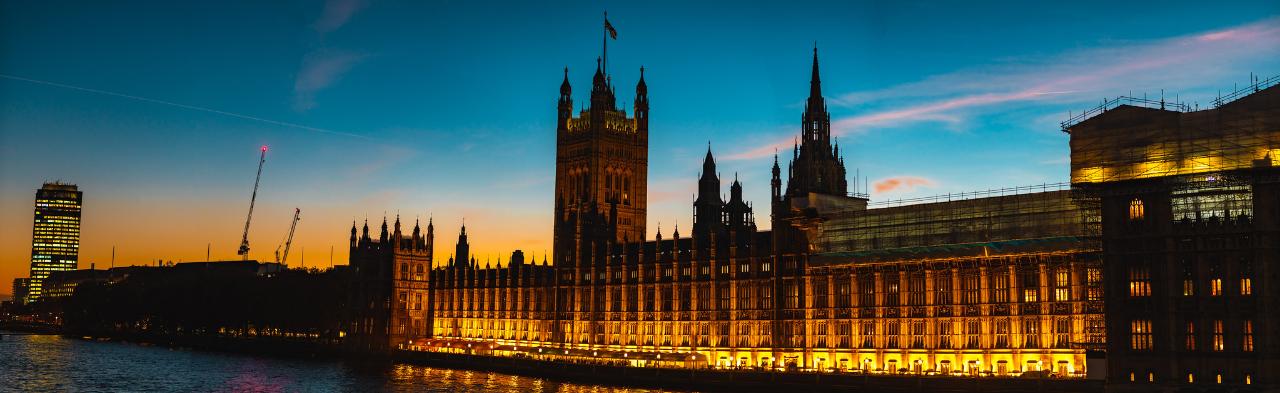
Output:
top-left (386, 363), bottom-right (681, 393)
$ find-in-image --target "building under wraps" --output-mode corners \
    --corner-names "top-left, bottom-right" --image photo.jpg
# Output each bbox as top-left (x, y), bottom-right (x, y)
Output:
top-left (347, 45), bottom-right (1279, 387)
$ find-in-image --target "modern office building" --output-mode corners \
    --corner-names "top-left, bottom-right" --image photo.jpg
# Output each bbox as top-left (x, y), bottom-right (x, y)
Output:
top-left (26, 182), bottom-right (82, 303)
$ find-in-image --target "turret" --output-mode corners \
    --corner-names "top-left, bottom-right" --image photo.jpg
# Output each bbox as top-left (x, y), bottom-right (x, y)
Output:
top-left (455, 223), bottom-right (470, 268)
top-left (589, 57), bottom-right (616, 111)
top-left (771, 153), bottom-right (782, 201)
top-left (558, 67), bottom-right (573, 131)
top-left (350, 221), bottom-right (358, 249)
top-left (379, 216), bottom-right (389, 244)
top-left (635, 66), bottom-right (648, 132)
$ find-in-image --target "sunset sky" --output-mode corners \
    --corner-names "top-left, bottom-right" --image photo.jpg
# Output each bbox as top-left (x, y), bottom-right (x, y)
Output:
top-left (2, 1), bottom-right (1279, 297)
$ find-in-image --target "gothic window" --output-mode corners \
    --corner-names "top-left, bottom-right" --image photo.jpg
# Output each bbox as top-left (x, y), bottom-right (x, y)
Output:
top-left (993, 272), bottom-right (1010, 303)
top-left (1212, 320), bottom-right (1224, 351)
top-left (934, 270), bottom-right (953, 305)
top-left (1129, 265), bottom-right (1152, 297)
top-left (1131, 320), bottom-right (1153, 350)
top-left (884, 272), bottom-right (900, 307)
top-left (1023, 319), bottom-right (1040, 349)
top-left (1243, 320), bottom-right (1254, 352)
top-left (1129, 198), bottom-right (1145, 221)
top-left (1185, 321), bottom-right (1197, 351)
top-left (1019, 267), bottom-right (1039, 303)
top-left (961, 269), bottom-right (981, 304)
top-left (908, 272), bottom-right (926, 306)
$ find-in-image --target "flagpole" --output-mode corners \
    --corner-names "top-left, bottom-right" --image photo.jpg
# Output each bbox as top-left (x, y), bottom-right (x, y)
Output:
top-left (602, 11), bottom-right (608, 76)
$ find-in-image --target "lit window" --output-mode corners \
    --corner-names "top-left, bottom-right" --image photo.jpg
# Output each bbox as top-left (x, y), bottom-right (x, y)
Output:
top-left (1131, 320), bottom-right (1153, 350)
top-left (1129, 198), bottom-right (1145, 220)
top-left (1243, 320), bottom-right (1253, 352)
top-left (1216, 374), bottom-right (1222, 384)
top-left (1241, 278), bottom-right (1252, 295)
top-left (1213, 320), bottom-right (1224, 351)
top-left (1129, 266), bottom-right (1151, 297)
top-left (1210, 279), bottom-right (1222, 296)
top-left (1187, 373), bottom-right (1195, 383)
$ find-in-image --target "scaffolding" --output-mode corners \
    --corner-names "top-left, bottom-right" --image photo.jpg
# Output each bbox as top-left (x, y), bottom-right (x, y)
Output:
top-left (811, 183), bottom-right (1097, 257)
top-left (1065, 77), bottom-right (1280, 185)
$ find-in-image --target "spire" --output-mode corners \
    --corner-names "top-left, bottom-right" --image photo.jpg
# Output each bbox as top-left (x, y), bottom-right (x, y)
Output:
top-left (560, 66), bottom-right (572, 96)
top-left (380, 216), bottom-right (389, 242)
top-left (810, 44), bottom-right (822, 100)
top-left (636, 66), bottom-right (647, 94)
top-left (702, 143), bottom-right (716, 175)
top-left (361, 218), bottom-right (370, 240)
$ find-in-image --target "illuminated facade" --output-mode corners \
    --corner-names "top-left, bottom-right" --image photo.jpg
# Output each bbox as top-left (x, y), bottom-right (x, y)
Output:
top-left (26, 182), bottom-right (82, 303)
top-left (344, 49), bottom-right (1109, 378)
top-left (1067, 79), bottom-right (1280, 390)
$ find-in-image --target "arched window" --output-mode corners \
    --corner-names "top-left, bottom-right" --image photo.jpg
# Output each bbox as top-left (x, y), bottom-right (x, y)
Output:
top-left (1129, 198), bottom-right (1145, 220)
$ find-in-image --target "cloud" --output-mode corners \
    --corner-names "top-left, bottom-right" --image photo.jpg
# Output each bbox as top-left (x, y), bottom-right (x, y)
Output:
top-left (293, 50), bottom-right (366, 111)
top-left (314, 0), bottom-right (367, 34)
top-left (727, 16), bottom-right (1280, 161)
top-left (873, 176), bottom-right (935, 194)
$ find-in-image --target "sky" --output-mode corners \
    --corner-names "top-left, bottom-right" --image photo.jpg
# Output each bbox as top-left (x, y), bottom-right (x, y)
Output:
top-left (2, 0), bottom-right (1279, 296)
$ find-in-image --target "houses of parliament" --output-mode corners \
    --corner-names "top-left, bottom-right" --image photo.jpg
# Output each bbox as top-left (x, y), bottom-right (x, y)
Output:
top-left (347, 43), bottom-right (1280, 390)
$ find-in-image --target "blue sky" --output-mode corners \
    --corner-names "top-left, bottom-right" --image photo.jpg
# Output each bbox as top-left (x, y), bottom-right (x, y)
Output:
top-left (2, 0), bottom-right (1278, 289)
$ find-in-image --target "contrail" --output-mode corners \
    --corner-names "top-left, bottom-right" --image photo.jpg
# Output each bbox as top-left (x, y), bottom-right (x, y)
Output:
top-left (0, 73), bottom-right (371, 140)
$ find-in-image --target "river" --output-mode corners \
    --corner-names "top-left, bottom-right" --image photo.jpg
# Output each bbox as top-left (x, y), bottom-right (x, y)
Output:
top-left (0, 332), bottom-right (683, 392)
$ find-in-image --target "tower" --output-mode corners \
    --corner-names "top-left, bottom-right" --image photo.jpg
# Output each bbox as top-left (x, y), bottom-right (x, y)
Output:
top-left (455, 223), bottom-right (470, 268)
top-left (26, 182), bottom-right (81, 303)
top-left (553, 55), bottom-right (648, 265)
top-left (692, 146), bottom-right (723, 244)
top-left (785, 46), bottom-right (848, 199)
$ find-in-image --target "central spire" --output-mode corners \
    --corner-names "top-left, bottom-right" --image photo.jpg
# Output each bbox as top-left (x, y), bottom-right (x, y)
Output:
top-left (810, 44), bottom-right (822, 101)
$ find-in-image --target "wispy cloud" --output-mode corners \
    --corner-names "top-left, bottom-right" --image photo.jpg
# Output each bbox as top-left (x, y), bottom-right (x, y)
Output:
top-left (314, 0), bottom-right (367, 35)
top-left (293, 50), bottom-right (366, 111)
top-left (873, 176), bottom-right (935, 194)
top-left (727, 16), bottom-right (1280, 160)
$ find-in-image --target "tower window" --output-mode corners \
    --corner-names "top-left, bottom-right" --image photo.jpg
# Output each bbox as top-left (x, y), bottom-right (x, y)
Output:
top-left (1185, 321), bottom-right (1196, 351)
top-left (1129, 198), bottom-right (1145, 220)
top-left (1212, 320), bottom-right (1224, 351)
top-left (1131, 319), bottom-right (1153, 350)
top-left (1243, 320), bottom-right (1254, 352)
top-left (1129, 266), bottom-right (1151, 297)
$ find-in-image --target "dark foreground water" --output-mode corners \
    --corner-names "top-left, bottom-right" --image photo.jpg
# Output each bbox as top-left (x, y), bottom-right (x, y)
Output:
top-left (0, 332), bottom-right (681, 393)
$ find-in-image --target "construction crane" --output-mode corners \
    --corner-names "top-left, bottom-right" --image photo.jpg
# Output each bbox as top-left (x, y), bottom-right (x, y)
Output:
top-left (237, 145), bottom-right (268, 260)
top-left (275, 208), bottom-right (301, 264)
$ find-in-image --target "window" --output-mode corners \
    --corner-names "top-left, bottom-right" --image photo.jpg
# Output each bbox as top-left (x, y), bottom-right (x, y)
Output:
top-left (836, 278), bottom-right (851, 308)
top-left (1054, 318), bottom-right (1071, 348)
top-left (1054, 268), bottom-right (1071, 301)
top-left (884, 272), bottom-right (900, 307)
top-left (1171, 183), bottom-right (1252, 221)
top-left (934, 271), bottom-right (953, 305)
top-left (1185, 321), bottom-right (1196, 351)
top-left (1210, 278), bottom-right (1222, 296)
top-left (1212, 320), bottom-right (1224, 351)
top-left (1087, 268), bottom-right (1103, 301)
top-left (994, 319), bottom-right (1010, 348)
top-left (837, 321), bottom-right (851, 348)
top-left (1181, 260), bottom-right (1195, 296)
top-left (993, 273), bottom-right (1010, 303)
top-left (1023, 319), bottom-right (1040, 348)
top-left (1129, 266), bottom-right (1151, 297)
top-left (1241, 262), bottom-right (1253, 296)
top-left (858, 274), bottom-right (876, 307)
top-left (1129, 198), bottom-right (1145, 220)
top-left (966, 320), bottom-right (980, 348)
top-left (860, 321), bottom-right (875, 348)
top-left (961, 270), bottom-right (981, 304)
top-left (886, 321), bottom-right (901, 349)
top-left (813, 277), bottom-right (829, 308)
top-left (1020, 267), bottom-right (1039, 303)
top-left (908, 273), bottom-right (926, 306)
top-left (938, 321), bottom-right (953, 349)
top-left (1131, 320), bottom-right (1152, 350)
top-left (911, 321), bottom-right (925, 348)
top-left (1243, 320), bottom-right (1254, 352)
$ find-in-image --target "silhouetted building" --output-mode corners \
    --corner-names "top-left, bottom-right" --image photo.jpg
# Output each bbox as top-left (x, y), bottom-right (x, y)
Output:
top-left (12, 278), bottom-right (29, 306)
top-left (27, 182), bottom-right (82, 303)
top-left (1067, 79), bottom-right (1280, 390)
top-left (347, 216), bottom-right (433, 351)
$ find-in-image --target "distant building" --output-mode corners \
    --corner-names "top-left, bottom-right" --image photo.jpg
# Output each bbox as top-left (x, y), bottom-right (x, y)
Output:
top-left (42, 261), bottom-right (282, 300)
top-left (1067, 79), bottom-right (1280, 389)
top-left (27, 182), bottom-right (82, 303)
top-left (12, 278), bottom-right (30, 305)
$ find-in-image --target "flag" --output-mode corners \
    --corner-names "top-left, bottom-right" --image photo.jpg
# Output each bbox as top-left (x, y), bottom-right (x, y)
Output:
top-left (604, 18), bottom-right (617, 40)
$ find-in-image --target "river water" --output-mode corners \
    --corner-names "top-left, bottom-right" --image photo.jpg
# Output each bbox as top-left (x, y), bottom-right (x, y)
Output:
top-left (0, 332), bottom-right (681, 392)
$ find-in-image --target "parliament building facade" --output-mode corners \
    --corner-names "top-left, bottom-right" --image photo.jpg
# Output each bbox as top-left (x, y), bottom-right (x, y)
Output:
top-left (347, 45), bottom-right (1280, 389)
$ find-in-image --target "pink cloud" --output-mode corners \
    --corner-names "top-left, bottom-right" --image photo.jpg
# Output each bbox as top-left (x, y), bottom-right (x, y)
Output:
top-left (726, 16), bottom-right (1280, 161)
top-left (873, 176), bottom-right (935, 194)
top-left (314, 0), bottom-right (367, 34)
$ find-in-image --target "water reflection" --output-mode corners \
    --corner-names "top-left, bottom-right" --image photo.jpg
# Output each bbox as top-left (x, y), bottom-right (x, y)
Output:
top-left (0, 332), bottom-right (682, 392)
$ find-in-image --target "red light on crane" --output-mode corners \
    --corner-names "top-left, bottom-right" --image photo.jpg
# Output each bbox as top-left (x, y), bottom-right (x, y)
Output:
top-left (260, 145), bottom-right (269, 152)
